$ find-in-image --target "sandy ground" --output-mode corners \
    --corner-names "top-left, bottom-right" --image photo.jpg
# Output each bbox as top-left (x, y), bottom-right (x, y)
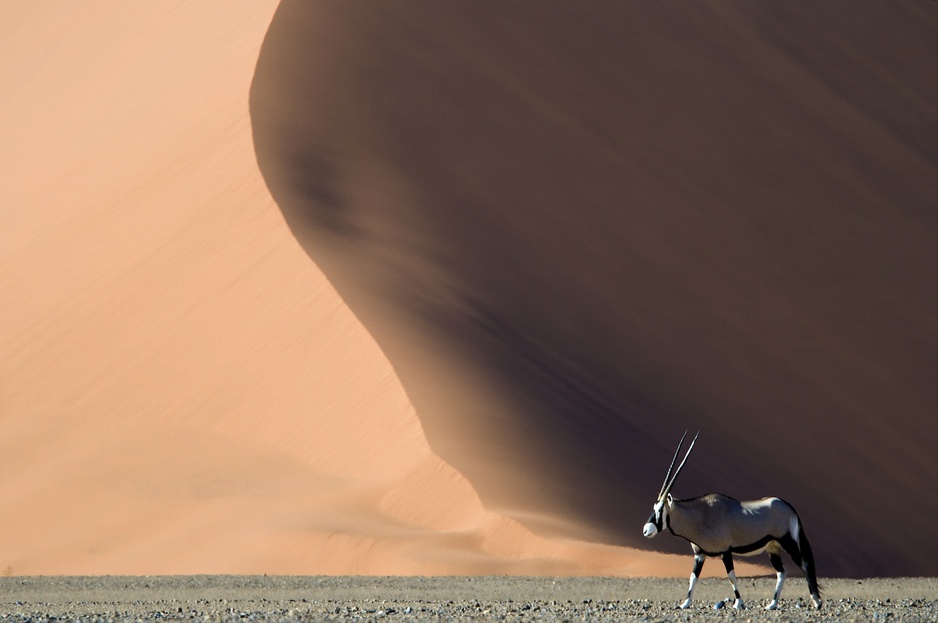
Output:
top-left (1, 576), bottom-right (936, 622)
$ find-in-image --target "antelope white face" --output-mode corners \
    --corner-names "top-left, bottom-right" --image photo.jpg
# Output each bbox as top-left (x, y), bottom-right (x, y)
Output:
top-left (643, 499), bottom-right (665, 538)
top-left (645, 431), bottom-right (696, 538)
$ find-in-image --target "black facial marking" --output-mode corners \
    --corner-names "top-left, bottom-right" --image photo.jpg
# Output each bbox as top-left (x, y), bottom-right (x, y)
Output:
top-left (646, 510), bottom-right (659, 530)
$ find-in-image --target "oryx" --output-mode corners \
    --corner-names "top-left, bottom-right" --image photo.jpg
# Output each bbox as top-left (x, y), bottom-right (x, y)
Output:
top-left (642, 432), bottom-right (822, 611)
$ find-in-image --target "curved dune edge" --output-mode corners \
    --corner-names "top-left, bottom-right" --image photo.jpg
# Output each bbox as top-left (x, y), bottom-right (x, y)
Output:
top-left (0, 1), bottom-right (733, 577)
top-left (249, 0), bottom-right (937, 577)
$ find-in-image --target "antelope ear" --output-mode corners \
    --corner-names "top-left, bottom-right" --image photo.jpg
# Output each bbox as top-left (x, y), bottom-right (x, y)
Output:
top-left (666, 493), bottom-right (674, 505)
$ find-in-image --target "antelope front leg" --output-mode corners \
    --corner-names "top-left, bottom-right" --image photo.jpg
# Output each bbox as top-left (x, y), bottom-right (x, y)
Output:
top-left (680, 553), bottom-right (705, 609)
top-left (721, 552), bottom-right (744, 609)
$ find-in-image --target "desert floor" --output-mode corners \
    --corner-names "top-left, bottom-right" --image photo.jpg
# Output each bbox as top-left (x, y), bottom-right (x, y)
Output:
top-left (1, 576), bottom-right (935, 622)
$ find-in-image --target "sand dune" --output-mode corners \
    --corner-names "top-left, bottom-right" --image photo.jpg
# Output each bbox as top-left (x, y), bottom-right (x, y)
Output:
top-left (0, 1), bottom-right (714, 576)
top-left (250, 1), bottom-right (937, 577)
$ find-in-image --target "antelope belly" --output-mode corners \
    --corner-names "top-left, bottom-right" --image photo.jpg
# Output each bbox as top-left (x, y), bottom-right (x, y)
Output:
top-left (733, 537), bottom-right (784, 557)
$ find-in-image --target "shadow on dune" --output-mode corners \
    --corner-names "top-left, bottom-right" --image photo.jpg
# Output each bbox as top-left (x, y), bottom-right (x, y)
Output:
top-left (250, 1), bottom-right (937, 576)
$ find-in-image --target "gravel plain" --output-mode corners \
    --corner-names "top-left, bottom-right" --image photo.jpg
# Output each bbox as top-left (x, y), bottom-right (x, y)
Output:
top-left (1, 576), bottom-right (935, 623)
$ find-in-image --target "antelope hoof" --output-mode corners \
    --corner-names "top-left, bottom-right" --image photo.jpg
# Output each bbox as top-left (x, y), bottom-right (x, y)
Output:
top-left (733, 599), bottom-right (745, 610)
top-left (765, 600), bottom-right (779, 611)
top-left (679, 599), bottom-right (692, 610)
top-left (812, 597), bottom-right (823, 610)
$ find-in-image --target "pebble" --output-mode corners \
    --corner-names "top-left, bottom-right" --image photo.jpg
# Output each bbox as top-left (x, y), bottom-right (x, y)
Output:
top-left (1, 578), bottom-right (936, 623)
top-left (2, 598), bottom-right (936, 623)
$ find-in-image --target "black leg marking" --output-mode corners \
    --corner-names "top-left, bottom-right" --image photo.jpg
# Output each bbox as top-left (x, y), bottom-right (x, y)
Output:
top-left (681, 554), bottom-right (706, 609)
top-left (766, 553), bottom-right (787, 610)
top-left (722, 552), bottom-right (744, 608)
top-left (722, 553), bottom-right (740, 598)
top-left (779, 534), bottom-right (803, 567)
top-left (722, 552), bottom-right (735, 573)
top-left (770, 553), bottom-right (785, 574)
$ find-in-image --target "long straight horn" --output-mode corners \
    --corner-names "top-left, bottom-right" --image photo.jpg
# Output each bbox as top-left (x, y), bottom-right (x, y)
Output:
top-left (657, 431), bottom-right (688, 499)
top-left (664, 430), bottom-right (699, 496)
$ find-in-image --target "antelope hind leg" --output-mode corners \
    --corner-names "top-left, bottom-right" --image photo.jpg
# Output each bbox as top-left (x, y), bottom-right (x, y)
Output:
top-left (765, 553), bottom-right (786, 610)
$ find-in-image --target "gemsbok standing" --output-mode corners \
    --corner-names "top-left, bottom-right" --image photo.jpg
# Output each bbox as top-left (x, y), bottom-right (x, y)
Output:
top-left (642, 432), bottom-right (822, 610)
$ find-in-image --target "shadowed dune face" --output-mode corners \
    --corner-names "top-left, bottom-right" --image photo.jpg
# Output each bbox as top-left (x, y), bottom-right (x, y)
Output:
top-left (251, 1), bottom-right (937, 576)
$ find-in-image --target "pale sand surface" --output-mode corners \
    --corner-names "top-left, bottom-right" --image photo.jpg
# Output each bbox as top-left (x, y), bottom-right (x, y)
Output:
top-left (1, 577), bottom-right (936, 622)
top-left (0, 2), bottom-right (698, 576)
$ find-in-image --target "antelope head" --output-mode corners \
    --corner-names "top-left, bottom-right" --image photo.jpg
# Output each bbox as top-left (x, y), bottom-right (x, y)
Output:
top-left (643, 431), bottom-right (697, 538)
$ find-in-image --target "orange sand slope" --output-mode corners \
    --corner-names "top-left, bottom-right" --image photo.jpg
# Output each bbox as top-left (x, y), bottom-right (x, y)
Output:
top-left (0, 2), bottom-right (707, 576)
top-left (251, 1), bottom-right (937, 577)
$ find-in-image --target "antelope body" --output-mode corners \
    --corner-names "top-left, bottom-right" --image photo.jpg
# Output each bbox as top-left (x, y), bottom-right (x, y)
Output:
top-left (642, 433), bottom-right (822, 610)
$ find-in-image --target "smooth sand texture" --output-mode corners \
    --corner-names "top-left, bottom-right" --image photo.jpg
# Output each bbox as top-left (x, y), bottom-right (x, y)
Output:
top-left (250, 1), bottom-right (937, 577)
top-left (1, 576), bottom-right (937, 622)
top-left (0, 2), bottom-right (716, 577)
